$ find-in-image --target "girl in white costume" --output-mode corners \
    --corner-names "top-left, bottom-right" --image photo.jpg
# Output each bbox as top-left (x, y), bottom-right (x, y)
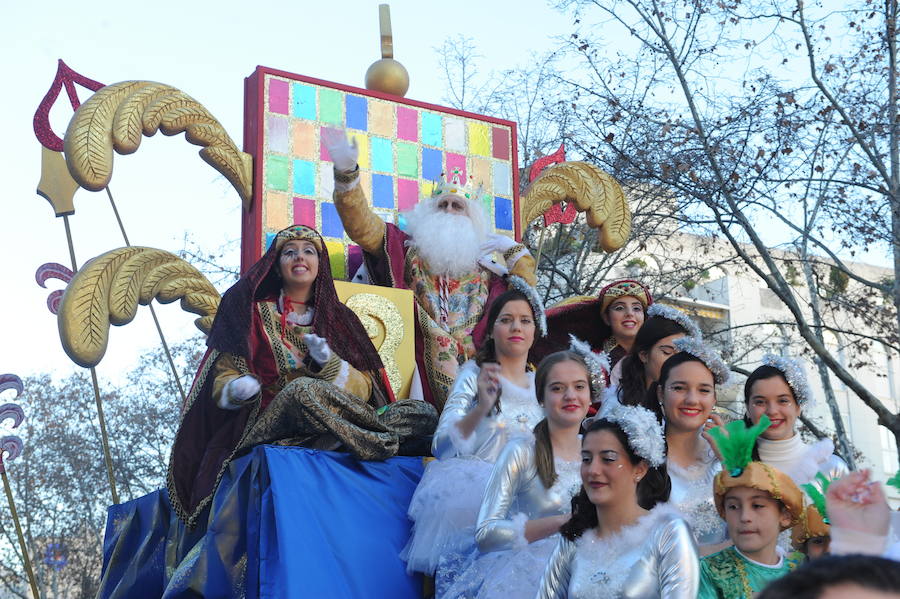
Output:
top-left (653, 337), bottom-right (731, 554)
top-left (743, 354), bottom-right (847, 487)
top-left (402, 283), bottom-right (547, 589)
top-left (537, 401), bottom-right (700, 598)
top-left (443, 349), bottom-right (597, 598)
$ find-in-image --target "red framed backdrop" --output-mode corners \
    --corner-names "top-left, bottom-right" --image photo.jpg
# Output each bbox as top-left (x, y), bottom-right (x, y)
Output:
top-left (242, 65), bottom-right (520, 277)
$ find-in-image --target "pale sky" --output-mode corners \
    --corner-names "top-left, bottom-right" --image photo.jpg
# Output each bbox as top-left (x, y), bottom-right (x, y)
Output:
top-left (0, 0), bottom-right (572, 382)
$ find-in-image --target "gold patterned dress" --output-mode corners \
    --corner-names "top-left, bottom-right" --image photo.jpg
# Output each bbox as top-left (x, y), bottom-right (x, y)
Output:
top-left (168, 224), bottom-right (437, 528)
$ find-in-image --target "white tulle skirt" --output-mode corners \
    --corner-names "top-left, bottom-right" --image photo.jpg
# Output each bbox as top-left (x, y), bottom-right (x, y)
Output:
top-left (440, 536), bottom-right (560, 599)
top-left (401, 456), bottom-right (494, 576)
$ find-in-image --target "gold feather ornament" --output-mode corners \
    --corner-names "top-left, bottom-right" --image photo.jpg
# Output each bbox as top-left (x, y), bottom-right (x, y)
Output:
top-left (63, 81), bottom-right (252, 207)
top-left (58, 247), bottom-right (221, 368)
top-left (519, 161), bottom-right (631, 252)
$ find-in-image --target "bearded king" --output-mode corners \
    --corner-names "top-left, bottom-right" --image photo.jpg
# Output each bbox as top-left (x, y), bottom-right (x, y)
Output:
top-left (322, 129), bottom-right (536, 411)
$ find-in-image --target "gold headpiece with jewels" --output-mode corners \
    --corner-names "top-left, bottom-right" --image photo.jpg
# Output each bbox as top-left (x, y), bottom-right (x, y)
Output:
top-left (431, 168), bottom-right (484, 202)
top-left (598, 279), bottom-right (652, 313)
top-left (273, 225), bottom-right (324, 253)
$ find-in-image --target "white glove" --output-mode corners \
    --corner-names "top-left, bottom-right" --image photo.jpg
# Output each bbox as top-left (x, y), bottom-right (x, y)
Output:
top-left (479, 233), bottom-right (519, 255)
top-left (303, 333), bottom-right (333, 366)
top-left (219, 375), bottom-right (260, 409)
top-left (321, 128), bottom-right (358, 172)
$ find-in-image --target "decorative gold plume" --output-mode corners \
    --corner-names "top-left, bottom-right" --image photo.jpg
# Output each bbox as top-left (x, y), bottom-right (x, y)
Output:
top-left (63, 81), bottom-right (252, 208)
top-left (58, 247), bottom-right (221, 368)
top-left (520, 161), bottom-right (631, 252)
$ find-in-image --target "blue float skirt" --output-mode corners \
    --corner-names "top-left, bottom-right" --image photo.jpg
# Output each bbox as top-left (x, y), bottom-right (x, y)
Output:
top-left (98, 445), bottom-right (426, 599)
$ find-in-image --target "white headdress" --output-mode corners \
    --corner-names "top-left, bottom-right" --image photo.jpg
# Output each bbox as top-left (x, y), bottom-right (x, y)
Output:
top-left (597, 395), bottom-right (666, 466)
top-left (646, 303), bottom-right (703, 339)
top-left (672, 336), bottom-right (731, 386)
top-left (568, 335), bottom-right (611, 400)
top-left (507, 275), bottom-right (547, 337)
top-left (761, 354), bottom-right (813, 407)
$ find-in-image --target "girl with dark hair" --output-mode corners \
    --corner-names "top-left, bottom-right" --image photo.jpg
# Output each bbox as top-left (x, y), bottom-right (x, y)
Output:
top-left (534, 279), bottom-right (653, 370)
top-left (613, 303), bottom-right (701, 407)
top-left (654, 338), bottom-right (730, 554)
top-left (537, 404), bottom-right (699, 598)
top-left (743, 355), bottom-right (847, 487)
top-left (402, 284), bottom-right (547, 584)
top-left (168, 225), bottom-right (437, 527)
top-left (442, 350), bottom-right (593, 598)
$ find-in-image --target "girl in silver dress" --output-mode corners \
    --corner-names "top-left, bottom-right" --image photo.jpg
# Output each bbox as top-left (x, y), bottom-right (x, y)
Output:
top-left (537, 402), bottom-right (699, 598)
top-left (444, 349), bottom-right (596, 598)
top-left (403, 284), bottom-right (546, 589)
top-left (654, 337), bottom-right (731, 554)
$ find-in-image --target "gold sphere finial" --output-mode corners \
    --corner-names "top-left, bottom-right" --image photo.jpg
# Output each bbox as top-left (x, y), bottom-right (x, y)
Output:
top-left (365, 4), bottom-right (410, 97)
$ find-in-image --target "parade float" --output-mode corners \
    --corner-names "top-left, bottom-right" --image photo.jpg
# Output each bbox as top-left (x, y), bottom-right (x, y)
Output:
top-left (19, 5), bottom-right (631, 597)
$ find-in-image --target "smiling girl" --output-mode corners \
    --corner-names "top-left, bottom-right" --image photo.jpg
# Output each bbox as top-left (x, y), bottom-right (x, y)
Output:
top-left (537, 401), bottom-right (699, 598)
top-left (743, 355), bottom-right (847, 487)
top-left (654, 337), bottom-right (732, 554)
top-left (402, 280), bottom-right (547, 588)
top-left (535, 279), bottom-right (652, 373)
top-left (443, 350), bottom-right (596, 598)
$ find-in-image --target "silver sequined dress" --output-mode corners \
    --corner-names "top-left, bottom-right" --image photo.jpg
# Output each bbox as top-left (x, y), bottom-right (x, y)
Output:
top-left (537, 504), bottom-right (700, 599)
top-left (667, 438), bottom-right (727, 548)
top-left (442, 438), bottom-right (581, 598)
top-left (402, 361), bottom-right (542, 577)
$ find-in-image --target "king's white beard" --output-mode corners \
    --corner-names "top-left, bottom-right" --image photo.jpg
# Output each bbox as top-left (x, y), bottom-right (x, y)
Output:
top-left (405, 205), bottom-right (486, 278)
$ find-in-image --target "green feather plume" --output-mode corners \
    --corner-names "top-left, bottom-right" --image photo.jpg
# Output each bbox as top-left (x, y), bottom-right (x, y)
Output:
top-left (888, 469), bottom-right (900, 493)
top-left (801, 472), bottom-right (832, 524)
top-left (708, 415), bottom-right (770, 477)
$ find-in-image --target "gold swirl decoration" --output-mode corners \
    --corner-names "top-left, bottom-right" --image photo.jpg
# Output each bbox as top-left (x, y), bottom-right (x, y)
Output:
top-left (520, 161), bottom-right (631, 252)
top-left (58, 247), bottom-right (221, 368)
top-left (63, 81), bottom-right (252, 208)
top-left (344, 293), bottom-right (405, 398)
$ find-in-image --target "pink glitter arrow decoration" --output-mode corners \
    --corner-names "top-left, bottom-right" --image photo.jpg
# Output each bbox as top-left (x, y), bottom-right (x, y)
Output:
top-left (35, 263), bottom-right (73, 315)
top-left (0, 375), bottom-right (23, 400)
top-left (529, 143), bottom-right (567, 182)
top-left (527, 144), bottom-right (579, 226)
top-left (33, 59), bottom-right (104, 151)
top-left (0, 405), bottom-right (24, 430)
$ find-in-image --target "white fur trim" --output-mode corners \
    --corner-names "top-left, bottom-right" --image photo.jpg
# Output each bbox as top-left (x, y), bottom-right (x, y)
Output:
top-left (334, 360), bottom-right (350, 389)
top-left (448, 421), bottom-right (479, 456)
top-left (510, 512), bottom-right (530, 550)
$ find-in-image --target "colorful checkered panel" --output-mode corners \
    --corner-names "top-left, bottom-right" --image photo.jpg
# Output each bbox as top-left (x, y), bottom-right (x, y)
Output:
top-left (253, 72), bottom-right (518, 279)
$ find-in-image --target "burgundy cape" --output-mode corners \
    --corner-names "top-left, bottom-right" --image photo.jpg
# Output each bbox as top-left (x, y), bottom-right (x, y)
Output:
top-left (168, 232), bottom-right (391, 526)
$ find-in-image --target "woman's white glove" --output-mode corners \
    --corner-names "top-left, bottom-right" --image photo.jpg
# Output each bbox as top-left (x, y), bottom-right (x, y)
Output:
top-left (321, 128), bottom-right (358, 172)
top-left (218, 375), bottom-right (260, 409)
top-left (303, 333), bottom-right (333, 366)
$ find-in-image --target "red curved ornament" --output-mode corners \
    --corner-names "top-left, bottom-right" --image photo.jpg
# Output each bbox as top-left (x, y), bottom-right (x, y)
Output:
top-left (47, 290), bottom-right (65, 315)
top-left (35, 262), bottom-right (73, 288)
top-left (0, 375), bottom-right (23, 400)
top-left (0, 436), bottom-right (24, 473)
top-left (33, 59), bottom-right (105, 151)
top-left (36, 263), bottom-right (73, 315)
top-left (0, 404), bottom-right (25, 429)
top-left (528, 144), bottom-right (578, 226)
